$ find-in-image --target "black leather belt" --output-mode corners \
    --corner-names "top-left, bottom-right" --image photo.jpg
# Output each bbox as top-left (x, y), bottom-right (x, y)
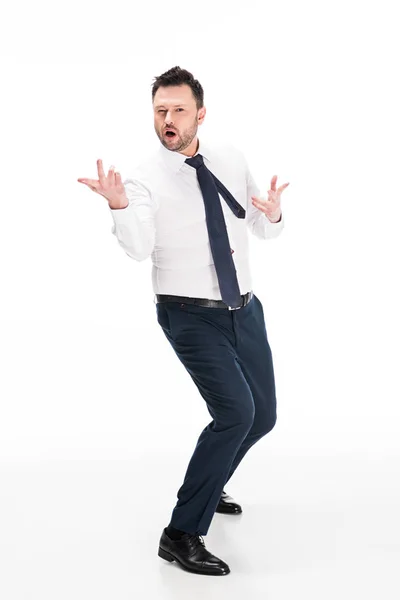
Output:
top-left (155, 290), bottom-right (253, 310)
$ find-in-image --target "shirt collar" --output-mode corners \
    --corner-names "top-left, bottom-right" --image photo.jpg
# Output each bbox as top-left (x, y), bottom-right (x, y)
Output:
top-left (158, 137), bottom-right (212, 173)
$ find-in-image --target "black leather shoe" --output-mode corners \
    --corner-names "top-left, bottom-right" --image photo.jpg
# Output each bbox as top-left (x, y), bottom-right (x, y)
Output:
top-left (158, 528), bottom-right (230, 576)
top-left (215, 490), bottom-right (242, 514)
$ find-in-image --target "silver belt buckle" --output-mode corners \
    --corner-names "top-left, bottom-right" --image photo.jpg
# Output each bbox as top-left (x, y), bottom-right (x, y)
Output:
top-left (228, 291), bottom-right (252, 310)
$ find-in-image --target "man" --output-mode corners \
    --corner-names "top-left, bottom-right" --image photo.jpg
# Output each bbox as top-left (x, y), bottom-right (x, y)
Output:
top-left (77, 66), bottom-right (289, 576)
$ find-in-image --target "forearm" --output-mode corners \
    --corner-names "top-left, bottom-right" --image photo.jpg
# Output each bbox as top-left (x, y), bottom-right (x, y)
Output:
top-left (109, 178), bottom-right (157, 261)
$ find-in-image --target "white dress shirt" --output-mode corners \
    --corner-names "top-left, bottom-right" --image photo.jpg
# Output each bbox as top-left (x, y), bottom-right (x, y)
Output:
top-left (109, 137), bottom-right (284, 300)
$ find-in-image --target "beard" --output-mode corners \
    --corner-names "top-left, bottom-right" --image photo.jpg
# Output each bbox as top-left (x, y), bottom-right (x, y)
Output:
top-left (157, 119), bottom-right (198, 152)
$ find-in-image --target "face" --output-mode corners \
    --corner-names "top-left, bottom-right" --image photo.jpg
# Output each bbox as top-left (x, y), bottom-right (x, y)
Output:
top-left (153, 84), bottom-right (206, 156)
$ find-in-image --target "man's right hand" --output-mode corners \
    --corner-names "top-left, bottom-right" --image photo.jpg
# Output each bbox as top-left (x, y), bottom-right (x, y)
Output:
top-left (77, 159), bottom-right (129, 209)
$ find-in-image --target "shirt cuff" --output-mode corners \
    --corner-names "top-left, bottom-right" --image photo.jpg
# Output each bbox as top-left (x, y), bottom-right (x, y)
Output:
top-left (267, 212), bottom-right (282, 223)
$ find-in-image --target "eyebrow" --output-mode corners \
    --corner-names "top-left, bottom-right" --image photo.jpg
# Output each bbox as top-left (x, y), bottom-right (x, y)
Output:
top-left (154, 104), bottom-right (188, 109)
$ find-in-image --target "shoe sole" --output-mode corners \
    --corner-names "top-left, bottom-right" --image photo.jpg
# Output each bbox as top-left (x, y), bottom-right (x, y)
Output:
top-left (158, 546), bottom-right (230, 576)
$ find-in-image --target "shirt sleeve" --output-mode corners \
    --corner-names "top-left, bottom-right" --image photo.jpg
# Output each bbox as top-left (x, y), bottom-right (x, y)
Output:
top-left (109, 178), bottom-right (157, 261)
top-left (244, 156), bottom-right (285, 240)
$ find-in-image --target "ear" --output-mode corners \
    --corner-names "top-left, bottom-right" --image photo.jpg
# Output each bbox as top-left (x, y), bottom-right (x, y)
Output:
top-left (198, 106), bottom-right (206, 124)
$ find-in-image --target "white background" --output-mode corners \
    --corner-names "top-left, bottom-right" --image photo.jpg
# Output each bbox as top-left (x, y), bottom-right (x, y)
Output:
top-left (1, 0), bottom-right (399, 598)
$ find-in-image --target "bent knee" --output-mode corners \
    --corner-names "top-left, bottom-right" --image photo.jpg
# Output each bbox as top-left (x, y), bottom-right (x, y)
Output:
top-left (235, 405), bottom-right (256, 431)
top-left (219, 403), bottom-right (255, 432)
top-left (252, 410), bottom-right (277, 438)
top-left (262, 411), bottom-right (277, 435)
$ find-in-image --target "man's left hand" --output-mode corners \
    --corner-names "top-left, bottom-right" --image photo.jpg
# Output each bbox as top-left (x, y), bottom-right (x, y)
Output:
top-left (251, 175), bottom-right (289, 223)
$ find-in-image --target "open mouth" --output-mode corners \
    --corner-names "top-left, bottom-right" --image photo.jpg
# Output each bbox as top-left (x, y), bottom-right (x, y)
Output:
top-left (165, 130), bottom-right (177, 138)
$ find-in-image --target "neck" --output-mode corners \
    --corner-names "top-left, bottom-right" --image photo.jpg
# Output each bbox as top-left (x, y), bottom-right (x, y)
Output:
top-left (180, 137), bottom-right (199, 157)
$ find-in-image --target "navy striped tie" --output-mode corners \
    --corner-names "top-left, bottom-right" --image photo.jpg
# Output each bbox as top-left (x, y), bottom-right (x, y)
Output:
top-left (185, 153), bottom-right (246, 308)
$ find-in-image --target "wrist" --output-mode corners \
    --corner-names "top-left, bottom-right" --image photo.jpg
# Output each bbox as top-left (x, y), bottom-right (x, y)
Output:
top-left (267, 211), bottom-right (282, 223)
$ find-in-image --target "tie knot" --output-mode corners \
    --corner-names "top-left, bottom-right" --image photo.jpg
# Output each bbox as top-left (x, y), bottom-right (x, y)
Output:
top-left (185, 154), bottom-right (204, 170)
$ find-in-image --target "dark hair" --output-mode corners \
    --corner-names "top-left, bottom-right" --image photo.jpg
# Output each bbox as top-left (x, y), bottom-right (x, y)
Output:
top-left (151, 66), bottom-right (204, 111)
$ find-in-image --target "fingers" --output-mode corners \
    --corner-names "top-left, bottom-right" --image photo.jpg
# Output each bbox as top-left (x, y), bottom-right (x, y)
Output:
top-left (277, 182), bottom-right (290, 193)
top-left (97, 159), bottom-right (106, 185)
top-left (269, 175), bottom-right (290, 195)
top-left (107, 164), bottom-right (116, 184)
top-left (78, 160), bottom-right (120, 193)
top-left (77, 178), bottom-right (100, 192)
